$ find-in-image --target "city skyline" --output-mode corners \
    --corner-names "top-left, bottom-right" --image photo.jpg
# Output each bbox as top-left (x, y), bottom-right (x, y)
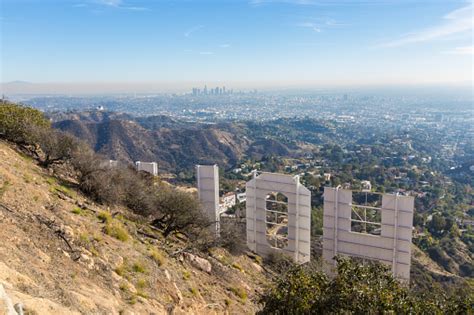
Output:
top-left (1, 0), bottom-right (473, 91)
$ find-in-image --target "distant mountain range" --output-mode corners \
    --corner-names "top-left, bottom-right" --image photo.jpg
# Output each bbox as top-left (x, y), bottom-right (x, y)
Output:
top-left (51, 111), bottom-right (304, 172)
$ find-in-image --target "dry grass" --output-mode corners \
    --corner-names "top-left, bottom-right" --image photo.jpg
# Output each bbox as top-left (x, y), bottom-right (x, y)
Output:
top-left (149, 248), bottom-right (166, 266)
top-left (104, 221), bottom-right (130, 242)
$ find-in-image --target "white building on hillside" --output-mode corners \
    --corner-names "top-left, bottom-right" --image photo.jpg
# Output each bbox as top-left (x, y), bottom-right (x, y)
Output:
top-left (219, 192), bottom-right (236, 213)
top-left (135, 161), bottom-right (158, 176)
top-left (361, 180), bottom-right (372, 191)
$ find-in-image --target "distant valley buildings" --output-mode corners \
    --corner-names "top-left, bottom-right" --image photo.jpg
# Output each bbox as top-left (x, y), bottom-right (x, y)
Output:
top-left (192, 85), bottom-right (233, 96)
top-left (219, 192), bottom-right (236, 213)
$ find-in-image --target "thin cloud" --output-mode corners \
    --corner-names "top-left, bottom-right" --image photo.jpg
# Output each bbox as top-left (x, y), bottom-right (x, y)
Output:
top-left (98, 0), bottom-right (121, 6)
top-left (122, 6), bottom-right (148, 11)
top-left (250, 0), bottom-right (402, 6)
top-left (298, 18), bottom-right (346, 32)
top-left (94, 0), bottom-right (148, 11)
top-left (250, 0), bottom-right (315, 5)
top-left (442, 45), bottom-right (474, 55)
top-left (325, 18), bottom-right (347, 26)
top-left (298, 22), bottom-right (322, 32)
top-left (185, 25), bottom-right (204, 37)
top-left (219, 43), bottom-right (231, 48)
top-left (379, 3), bottom-right (473, 47)
top-left (199, 51), bottom-right (214, 55)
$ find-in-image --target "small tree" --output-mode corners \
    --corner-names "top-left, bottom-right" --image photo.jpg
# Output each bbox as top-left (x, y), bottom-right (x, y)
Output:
top-left (152, 188), bottom-right (210, 237)
top-left (33, 126), bottom-right (78, 167)
top-left (70, 145), bottom-right (130, 204)
top-left (218, 220), bottom-right (247, 254)
top-left (121, 171), bottom-right (156, 214)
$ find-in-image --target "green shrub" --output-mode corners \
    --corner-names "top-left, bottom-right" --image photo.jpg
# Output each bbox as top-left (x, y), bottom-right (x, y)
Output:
top-left (132, 261), bottom-right (147, 273)
top-left (79, 232), bottom-right (90, 244)
top-left (189, 287), bottom-right (198, 296)
top-left (90, 246), bottom-right (99, 257)
top-left (104, 221), bottom-right (129, 242)
top-left (128, 295), bottom-right (137, 305)
top-left (119, 282), bottom-right (128, 291)
top-left (232, 262), bottom-right (244, 272)
top-left (136, 290), bottom-right (148, 299)
top-left (258, 257), bottom-right (473, 314)
top-left (72, 207), bottom-right (84, 215)
top-left (115, 263), bottom-right (127, 276)
top-left (182, 270), bottom-right (191, 280)
top-left (0, 103), bottom-right (50, 144)
top-left (46, 177), bottom-right (56, 185)
top-left (97, 211), bottom-right (112, 224)
top-left (230, 286), bottom-right (247, 302)
top-left (92, 233), bottom-right (103, 242)
top-left (136, 278), bottom-right (148, 289)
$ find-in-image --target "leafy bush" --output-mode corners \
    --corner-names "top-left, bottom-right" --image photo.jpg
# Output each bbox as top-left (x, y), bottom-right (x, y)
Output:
top-left (258, 257), bottom-right (473, 314)
top-left (0, 102), bottom-right (50, 144)
top-left (0, 103), bottom-right (82, 168)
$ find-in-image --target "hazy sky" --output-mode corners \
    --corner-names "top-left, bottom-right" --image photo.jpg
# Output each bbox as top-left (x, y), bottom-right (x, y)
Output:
top-left (1, 0), bottom-right (473, 88)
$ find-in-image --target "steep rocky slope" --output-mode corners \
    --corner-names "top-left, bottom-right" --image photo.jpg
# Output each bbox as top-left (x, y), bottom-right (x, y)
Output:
top-left (0, 140), bottom-right (268, 314)
top-left (0, 137), bottom-right (467, 314)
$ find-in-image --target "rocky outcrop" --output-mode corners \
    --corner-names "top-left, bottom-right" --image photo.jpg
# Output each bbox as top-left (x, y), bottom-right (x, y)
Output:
top-left (183, 253), bottom-right (212, 273)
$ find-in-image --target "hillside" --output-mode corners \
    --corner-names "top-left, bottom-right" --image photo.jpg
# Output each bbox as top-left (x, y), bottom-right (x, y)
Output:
top-left (1, 103), bottom-right (471, 314)
top-left (0, 140), bottom-right (269, 314)
top-left (51, 112), bottom-right (305, 172)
